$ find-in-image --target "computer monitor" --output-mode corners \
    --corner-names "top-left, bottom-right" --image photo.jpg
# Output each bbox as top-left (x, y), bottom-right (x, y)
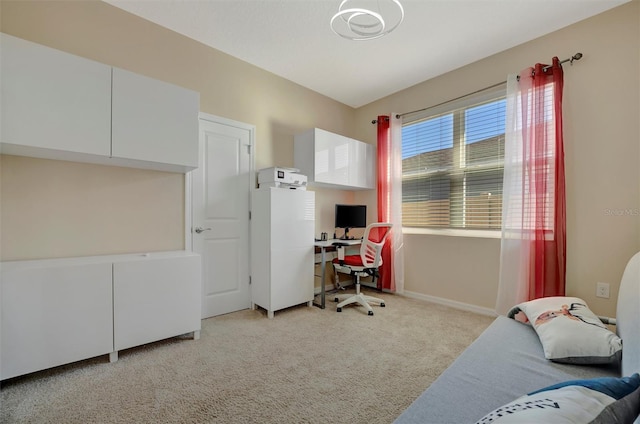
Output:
top-left (335, 204), bottom-right (367, 239)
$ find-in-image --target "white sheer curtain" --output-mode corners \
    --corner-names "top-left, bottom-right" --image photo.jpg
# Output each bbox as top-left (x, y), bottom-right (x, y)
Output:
top-left (496, 73), bottom-right (529, 314)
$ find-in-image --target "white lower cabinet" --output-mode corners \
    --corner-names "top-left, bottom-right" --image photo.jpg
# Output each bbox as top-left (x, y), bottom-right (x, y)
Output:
top-left (0, 261), bottom-right (113, 380)
top-left (113, 254), bottom-right (201, 352)
top-left (0, 251), bottom-right (201, 380)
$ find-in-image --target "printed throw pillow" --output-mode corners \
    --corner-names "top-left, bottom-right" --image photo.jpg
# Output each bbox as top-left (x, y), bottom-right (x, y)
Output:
top-left (507, 296), bottom-right (622, 364)
top-left (475, 374), bottom-right (640, 424)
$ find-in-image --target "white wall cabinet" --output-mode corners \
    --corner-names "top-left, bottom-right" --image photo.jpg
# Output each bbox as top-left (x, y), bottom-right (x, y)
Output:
top-left (251, 188), bottom-right (315, 318)
top-left (294, 128), bottom-right (375, 190)
top-left (0, 33), bottom-right (112, 158)
top-left (0, 251), bottom-right (201, 380)
top-left (0, 33), bottom-right (199, 173)
top-left (111, 68), bottom-right (199, 170)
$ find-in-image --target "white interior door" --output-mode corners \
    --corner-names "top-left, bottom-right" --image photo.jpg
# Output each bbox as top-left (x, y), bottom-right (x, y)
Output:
top-left (192, 115), bottom-right (253, 318)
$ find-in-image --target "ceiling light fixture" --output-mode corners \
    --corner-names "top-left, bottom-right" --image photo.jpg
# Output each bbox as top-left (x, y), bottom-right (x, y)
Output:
top-left (330, 0), bottom-right (404, 41)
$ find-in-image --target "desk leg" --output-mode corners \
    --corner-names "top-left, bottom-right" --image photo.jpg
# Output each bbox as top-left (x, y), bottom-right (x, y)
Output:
top-left (320, 247), bottom-right (326, 309)
top-left (313, 245), bottom-right (328, 310)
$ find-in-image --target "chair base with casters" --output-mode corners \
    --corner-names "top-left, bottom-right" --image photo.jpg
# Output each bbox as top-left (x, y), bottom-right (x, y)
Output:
top-left (331, 222), bottom-right (392, 316)
top-left (334, 271), bottom-right (385, 316)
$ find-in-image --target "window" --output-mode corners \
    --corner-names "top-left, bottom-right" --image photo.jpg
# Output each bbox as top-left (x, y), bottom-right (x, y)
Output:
top-left (402, 86), bottom-right (506, 230)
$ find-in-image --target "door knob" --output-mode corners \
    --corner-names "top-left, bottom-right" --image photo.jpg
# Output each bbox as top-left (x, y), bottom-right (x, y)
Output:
top-left (194, 226), bottom-right (212, 234)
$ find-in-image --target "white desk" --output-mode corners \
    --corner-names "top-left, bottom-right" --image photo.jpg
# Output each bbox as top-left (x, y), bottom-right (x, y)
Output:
top-left (314, 238), bottom-right (361, 309)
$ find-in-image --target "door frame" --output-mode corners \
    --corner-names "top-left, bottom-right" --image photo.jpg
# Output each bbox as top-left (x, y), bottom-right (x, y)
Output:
top-left (184, 111), bottom-right (256, 259)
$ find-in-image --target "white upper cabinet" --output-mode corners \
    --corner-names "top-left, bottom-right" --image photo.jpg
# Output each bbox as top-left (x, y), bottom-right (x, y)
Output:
top-left (0, 33), bottom-right (199, 173)
top-left (294, 128), bottom-right (375, 190)
top-left (0, 33), bottom-right (112, 158)
top-left (111, 68), bottom-right (199, 171)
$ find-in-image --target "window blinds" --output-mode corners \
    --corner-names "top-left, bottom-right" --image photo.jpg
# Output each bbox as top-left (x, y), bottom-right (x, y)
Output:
top-left (401, 85), bottom-right (506, 230)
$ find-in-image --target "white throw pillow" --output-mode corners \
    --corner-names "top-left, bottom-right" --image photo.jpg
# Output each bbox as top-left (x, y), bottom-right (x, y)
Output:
top-left (507, 296), bottom-right (622, 364)
top-left (475, 374), bottom-right (640, 424)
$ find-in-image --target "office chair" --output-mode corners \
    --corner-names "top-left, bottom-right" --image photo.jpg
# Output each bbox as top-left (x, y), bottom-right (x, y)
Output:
top-left (332, 222), bottom-right (392, 315)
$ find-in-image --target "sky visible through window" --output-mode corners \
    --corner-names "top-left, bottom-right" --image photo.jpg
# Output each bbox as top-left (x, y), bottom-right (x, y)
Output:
top-left (402, 99), bottom-right (506, 159)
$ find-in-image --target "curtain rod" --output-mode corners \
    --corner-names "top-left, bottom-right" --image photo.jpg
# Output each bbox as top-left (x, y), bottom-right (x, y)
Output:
top-left (372, 52), bottom-right (583, 124)
top-left (543, 52), bottom-right (582, 72)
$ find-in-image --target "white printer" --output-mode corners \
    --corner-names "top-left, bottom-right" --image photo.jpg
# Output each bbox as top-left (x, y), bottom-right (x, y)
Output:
top-left (258, 167), bottom-right (307, 190)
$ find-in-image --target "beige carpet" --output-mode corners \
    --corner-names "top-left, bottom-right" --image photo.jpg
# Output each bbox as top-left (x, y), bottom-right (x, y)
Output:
top-left (0, 291), bottom-right (493, 424)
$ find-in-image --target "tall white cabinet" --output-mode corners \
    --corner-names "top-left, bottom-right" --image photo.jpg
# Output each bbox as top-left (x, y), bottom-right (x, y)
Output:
top-left (251, 188), bottom-right (315, 318)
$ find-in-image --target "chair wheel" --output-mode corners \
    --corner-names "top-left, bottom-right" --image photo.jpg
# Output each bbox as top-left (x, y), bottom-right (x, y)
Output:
top-left (368, 311), bottom-right (374, 316)
top-left (337, 307), bottom-right (342, 312)
top-left (334, 297), bottom-right (339, 302)
top-left (380, 303), bottom-right (385, 307)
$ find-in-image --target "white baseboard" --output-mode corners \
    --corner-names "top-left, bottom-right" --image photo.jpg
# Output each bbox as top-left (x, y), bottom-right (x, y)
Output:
top-left (401, 290), bottom-right (497, 317)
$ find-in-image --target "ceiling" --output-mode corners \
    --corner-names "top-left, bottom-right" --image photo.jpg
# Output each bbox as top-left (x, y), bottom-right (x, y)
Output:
top-left (103, 0), bottom-right (629, 108)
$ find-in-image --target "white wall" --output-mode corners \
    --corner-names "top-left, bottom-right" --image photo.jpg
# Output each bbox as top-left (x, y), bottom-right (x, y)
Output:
top-left (0, 0), bottom-right (358, 260)
top-left (354, 1), bottom-right (640, 317)
top-left (2, 1), bottom-right (638, 317)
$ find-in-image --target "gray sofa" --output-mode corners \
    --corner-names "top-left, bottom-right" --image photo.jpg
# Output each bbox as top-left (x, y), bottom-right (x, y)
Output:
top-left (395, 252), bottom-right (640, 423)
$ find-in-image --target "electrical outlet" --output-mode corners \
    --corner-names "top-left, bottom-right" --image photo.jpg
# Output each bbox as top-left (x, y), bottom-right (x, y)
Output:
top-left (596, 282), bottom-right (610, 299)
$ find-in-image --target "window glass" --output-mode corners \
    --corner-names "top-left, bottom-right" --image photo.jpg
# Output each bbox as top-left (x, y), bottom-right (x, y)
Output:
top-left (402, 90), bottom-right (506, 230)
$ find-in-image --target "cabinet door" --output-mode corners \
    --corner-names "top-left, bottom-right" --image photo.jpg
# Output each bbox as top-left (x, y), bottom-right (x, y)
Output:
top-left (0, 33), bottom-right (111, 157)
top-left (111, 68), bottom-right (199, 170)
top-left (0, 262), bottom-right (113, 380)
top-left (349, 139), bottom-right (375, 189)
top-left (269, 189), bottom-right (315, 249)
top-left (314, 128), bottom-right (350, 186)
top-left (113, 254), bottom-right (201, 351)
top-left (270, 246), bottom-right (314, 311)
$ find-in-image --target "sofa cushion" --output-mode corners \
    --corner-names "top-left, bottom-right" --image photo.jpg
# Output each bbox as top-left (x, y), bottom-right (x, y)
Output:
top-left (475, 374), bottom-right (640, 424)
top-left (393, 316), bottom-right (620, 424)
top-left (508, 296), bottom-right (622, 364)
